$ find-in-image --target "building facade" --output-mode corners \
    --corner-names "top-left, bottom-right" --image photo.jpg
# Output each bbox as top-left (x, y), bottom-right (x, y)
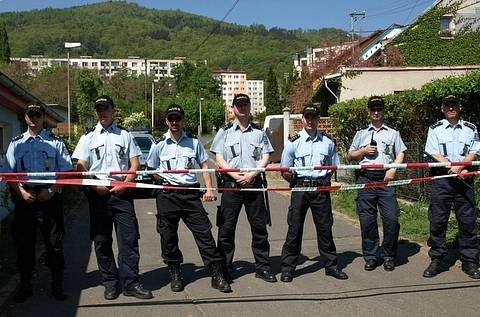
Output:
top-left (13, 56), bottom-right (185, 81)
top-left (246, 80), bottom-right (265, 114)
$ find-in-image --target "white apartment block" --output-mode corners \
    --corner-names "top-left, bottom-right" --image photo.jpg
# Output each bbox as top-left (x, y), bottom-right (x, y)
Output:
top-left (247, 80), bottom-right (265, 114)
top-left (213, 70), bottom-right (265, 116)
top-left (13, 56), bottom-right (185, 80)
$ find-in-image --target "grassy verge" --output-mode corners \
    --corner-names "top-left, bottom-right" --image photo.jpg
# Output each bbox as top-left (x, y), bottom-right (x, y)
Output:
top-left (0, 186), bottom-right (82, 288)
top-left (331, 190), bottom-right (462, 246)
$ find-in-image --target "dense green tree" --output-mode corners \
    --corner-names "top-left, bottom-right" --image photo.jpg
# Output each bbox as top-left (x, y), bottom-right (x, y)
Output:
top-left (0, 22), bottom-right (11, 63)
top-left (74, 69), bottom-right (103, 126)
top-left (265, 67), bottom-right (282, 115)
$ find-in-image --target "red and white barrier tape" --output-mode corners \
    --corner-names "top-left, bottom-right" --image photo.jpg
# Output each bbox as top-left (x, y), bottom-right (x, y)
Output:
top-left (0, 160), bottom-right (479, 178)
top-left (2, 171), bottom-right (478, 193)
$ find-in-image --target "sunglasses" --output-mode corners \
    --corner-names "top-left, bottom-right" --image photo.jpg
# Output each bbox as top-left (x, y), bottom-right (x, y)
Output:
top-left (369, 107), bottom-right (384, 112)
top-left (27, 111), bottom-right (43, 118)
top-left (167, 115), bottom-right (182, 122)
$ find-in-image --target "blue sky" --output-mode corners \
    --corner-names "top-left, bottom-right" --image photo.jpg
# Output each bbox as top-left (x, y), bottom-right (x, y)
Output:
top-left (0, 0), bottom-right (436, 33)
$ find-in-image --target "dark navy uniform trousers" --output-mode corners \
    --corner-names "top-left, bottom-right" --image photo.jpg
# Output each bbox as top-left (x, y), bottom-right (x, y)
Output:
top-left (281, 190), bottom-right (338, 272)
top-left (428, 177), bottom-right (478, 263)
top-left (154, 189), bottom-right (223, 266)
top-left (84, 187), bottom-right (140, 289)
top-left (356, 175), bottom-right (400, 262)
top-left (217, 187), bottom-right (271, 272)
top-left (11, 190), bottom-right (65, 273)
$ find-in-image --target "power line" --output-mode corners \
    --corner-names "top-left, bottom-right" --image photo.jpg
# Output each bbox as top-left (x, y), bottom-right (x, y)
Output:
top-left (192, 0), bottom-right (241, 53)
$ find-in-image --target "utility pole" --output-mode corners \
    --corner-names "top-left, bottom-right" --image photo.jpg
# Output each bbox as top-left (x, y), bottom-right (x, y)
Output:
top-left (349, 11), bottom-right (365, 64)
top-left (144, 58), bottom-right (148, 115)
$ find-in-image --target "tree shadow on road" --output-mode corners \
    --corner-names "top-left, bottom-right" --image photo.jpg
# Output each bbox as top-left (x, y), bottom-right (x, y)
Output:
top-left (396, 239), bottom-right (422, 267)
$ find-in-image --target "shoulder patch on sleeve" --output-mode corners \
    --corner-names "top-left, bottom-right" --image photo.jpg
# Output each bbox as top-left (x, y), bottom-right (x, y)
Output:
top-left (464, 121), bottom-right (476, 131)
top-left (221, 122), bottom-right (233, 130)
top-left (11, 134), bottom-right (23, 142)
top-left (84, 127), bottom-right (95, 135)
top-left (430, 121), bottom-right (443, 129)
top-left (186, 132), bottom-right (198, 139)
top-left (288, 134), bottom-right (300, 142)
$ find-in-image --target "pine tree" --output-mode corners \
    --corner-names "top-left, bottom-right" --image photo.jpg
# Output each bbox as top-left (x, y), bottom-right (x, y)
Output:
top-left (0, 22), bottom-right (11, 64)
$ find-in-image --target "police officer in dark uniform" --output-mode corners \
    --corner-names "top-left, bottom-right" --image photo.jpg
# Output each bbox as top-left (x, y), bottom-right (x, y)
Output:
top-left (72, 96), bottom-right (153, 299)
top-left (279, 104), bottom-right (348, 282)
top-left (210, 93), bottom-right (277, 283)
top-left (348, 96), bottom-right (406, 272)
top-left (6, 103), bottom-right (72, 302)
top-left (147, 104), bottom-right (231, 293)
top-left (423, 95), bottom-right (480, 279)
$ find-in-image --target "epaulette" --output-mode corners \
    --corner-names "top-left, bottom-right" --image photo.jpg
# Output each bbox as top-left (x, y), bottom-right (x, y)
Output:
top-left (221, 122), bottom-right (233, 130)
top-left (384, 123), bottom-right (398, 130)
top-left (288, 134), bottom-right (300, 142)
top-left (186, 132), bottom-right (198, 139)
top-left (84, 127), bottom-right (95, 135)
top-left (49, 132), bottom-right (61, 140)
top-left (117, 125), bottom-right (128, 131)
top-left (430, 121), bottom-right (443, 129)
top-left (322, 132), bottom-right (333, 140)
top-left (250, 122), bottom-right (261, 130)
top-left (463, 121), bottom-right (476, 131)
top-left (11, 134), bottom-right (23, 142)
top-left (155, 135), bottom-right (166, 143)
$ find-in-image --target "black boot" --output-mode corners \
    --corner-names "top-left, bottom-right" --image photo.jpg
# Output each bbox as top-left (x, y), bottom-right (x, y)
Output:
top-left (14, 272), bottom-right (33, 303)
top-left (210, 262), bottom-right (232, 293)
top-left (51, 270), bottom-right (67, 301)
top-left (168, 264), bottom-right (184, 292)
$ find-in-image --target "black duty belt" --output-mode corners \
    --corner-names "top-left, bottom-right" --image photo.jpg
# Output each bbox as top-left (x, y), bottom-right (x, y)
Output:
top-left (293, 177), bottom-right (330, 187)
top-left (162, 183), bottom-right (200, 194)
top-left (359, 169), bottom-right (386, 181)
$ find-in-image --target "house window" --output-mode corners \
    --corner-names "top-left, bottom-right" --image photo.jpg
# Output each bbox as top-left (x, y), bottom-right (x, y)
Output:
top-left (439, 14), bottom-right (455, 38)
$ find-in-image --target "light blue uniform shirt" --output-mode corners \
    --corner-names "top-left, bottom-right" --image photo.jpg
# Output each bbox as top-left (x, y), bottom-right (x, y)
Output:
top-left (349, 123), bottom-right (407, 164)
top-left (72, 122), bottom-right (141, 180)
top-left (210, 121), bottom-right (273, 168)
top-left (425, 119), bottom-right (480, 162)
top-left (146, 131), bottom-right (208, 185)
top-left (5, 129), bottom-right (72, 181)
top-left (281, 129), bottom-right (339, 179)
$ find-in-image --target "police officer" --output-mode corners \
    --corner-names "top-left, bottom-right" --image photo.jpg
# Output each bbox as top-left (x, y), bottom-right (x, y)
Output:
top-left (423, 95), bottom-right (480, 279)
top-left (348, 96), bottom-right (406, 272)
top-left (147, 104), bottom-right (231, 293)
top-left (210, 93), bottom-right (277, 283)
top-left (6, 103), bottom-right (72, 302)
top-left (72, 95), bottom-right (153, 300)
top-left (279, 104), bottom-right (348, 282)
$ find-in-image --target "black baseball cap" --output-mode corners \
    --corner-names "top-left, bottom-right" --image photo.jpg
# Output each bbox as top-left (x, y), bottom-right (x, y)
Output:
top-left (367, 96), bottom-right (385, 109)
top-left (94, 95), bottom-right (115, 108)
top-left (165, 104), bottom-right (184, 118)
top-left (442, 95), bottom-right (459, 105)
top-left (25, 103), bottom-right (45, 114)
top-left (302, 104), bottom-right (320, 117)
top-left (232, 93), bottom-right (250, 106)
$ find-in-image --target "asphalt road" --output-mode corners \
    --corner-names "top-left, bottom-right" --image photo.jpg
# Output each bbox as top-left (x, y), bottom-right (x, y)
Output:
top-left (3, 178), bottom-right (480, 317)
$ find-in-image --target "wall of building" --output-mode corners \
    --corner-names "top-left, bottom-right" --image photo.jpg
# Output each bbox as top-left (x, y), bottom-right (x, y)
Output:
top-left (339, 66), bottom-right (480, 102)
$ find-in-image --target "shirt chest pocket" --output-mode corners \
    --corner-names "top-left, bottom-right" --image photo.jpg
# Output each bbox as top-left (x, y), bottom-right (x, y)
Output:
top-left (114, 143), bottom-right (127, 161)
top-left (294, 150), bottom-right (311, 167)
top-left (40, 147), bottom-right (57, 171)
top-left (180, 150), bottom-right (197, 169)
top-left (225, 141), bottom-right (240, 159)
top-left (312, 149), bottom-right (329, 166)
top-left (15, 148), bottom-right (30, 171)
top-left (381, 140), bottom-right (394, 157)
top-left (160, 155), bottom-right (175, 170)
top-left (249, 142), bottom-right (263, 161)
top-left (89, 141), bottom-right (105, 161)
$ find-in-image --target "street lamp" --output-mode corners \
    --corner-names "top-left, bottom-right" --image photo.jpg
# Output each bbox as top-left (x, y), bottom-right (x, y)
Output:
top-left (64, 42), bottom-right (81, 144)
top-left (198, 97), bottom-right (204, 136)
top-left (151, 79), bottom-right (158, 129)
